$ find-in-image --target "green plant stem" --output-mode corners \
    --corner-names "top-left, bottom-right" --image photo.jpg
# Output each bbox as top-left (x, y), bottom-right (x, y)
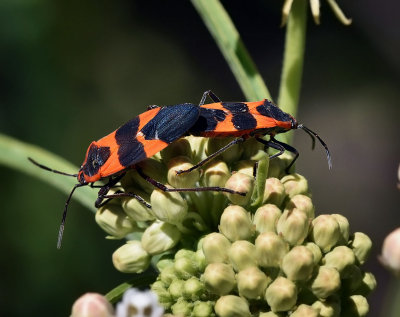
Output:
top-left (0, 133), bottom-right (97, 212)
top-left (278, 0), bottom-right (308, 144)
top-left (191, 0), bottom-right (271, 101)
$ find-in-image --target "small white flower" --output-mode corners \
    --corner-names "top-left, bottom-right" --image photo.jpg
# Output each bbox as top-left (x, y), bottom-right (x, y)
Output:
top-left (116, 288), bottom-right (164, 317)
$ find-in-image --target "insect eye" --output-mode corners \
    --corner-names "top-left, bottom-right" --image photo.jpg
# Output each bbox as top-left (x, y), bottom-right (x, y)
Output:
top-left (92, 159), bottom-right (98, 168)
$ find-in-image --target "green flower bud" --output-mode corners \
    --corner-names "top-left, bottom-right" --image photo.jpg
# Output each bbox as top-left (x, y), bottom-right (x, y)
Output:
top-left (207, 137), bottom-right (243, 164)
top-left (219, 205), bottom-right (254, 242)
top-left (255, 232), bottom-right (289, 268)
top-left (267, 152), bottom-right (293, 179)
top-left (175, 249), bottom-right (196, 260)
top-left (281, 173), bottom-right (309, 198)
top-left (150, 187), bottom-right (188, 225)
top-left (171, 298), bottom-right (193, 317)
top-left (174, 257), bottom-right (198, 280)
top-left (310, 266), bottom-right (341, 299)
top-left (342, 265), bottom-right (363, 294)
top-left (195, 249), bottom-right (207, 272)
top-left (242, 137), bottom-right (264, 159)
top-left (160, 265), bottom-right (177, 286)
top-left (203, 263), bottom-right (236, 295)
top-left (202, 160), bottom-right (230, 188)
top-left (253, 204), bottom-right (282, 235)
top-left (112, 241), bottom-right (151, 273)
top-left (121, 189), bottom-right (154, 222)
top-left (304, 242), bottom-right (323, 265)
top-left (192, 301), bottom-right (215, 317)
top-left (265, 277), bottom-right (297, 312)
top-left (95, 205), bottom-right (137, 239)
top-left (263, 178), bottom-right (286, 206)
top-left (380, 227), bottom-right (400, 276)
top-left (202, 232), bottom-right (231, 264)
top-left (141, 221), bottom-right (181, 255)
top-left (285, 194), bottom-right (314, 218)
top-left (234, 160), bottom-right (256, 177)
top-left (355, 271), bottom-right (377, 296)
top-left (167, 156), bottom-right (200, 188)
top-left (228, 240), bottom-right (257, 271)
top-left (156, 255), bottom-right (174, 271)
top-left (276, 208), bottom-right (310, 246)
top-left (131, 159), bottom-right (167, 194)
top-left (214, 295), bottom-right (251, 317)
top-left (349, 232), bottom-right (372, 265)
top-left (168, 279), bottom-right (185, 300)
top-left (282, 246), bottom-right (315, 281)
top-left (309, 215), bottom-right (341, 253)
top-left (71, 293), bottom-right (114, 317)
top-left (342, 295), bottom-right (369, 317)
top-left (183, 277), bottom-right (206, 301)
top-left (237, 266), bottom-right (270, 299)
top-left (331, 214), bottom-right (350, 244)
top-left (161, 138), bottom-right (192, 162)
top-left (312, 298), bottom-right (341, 317)
top-left (185, 135), bottom-right (208, 162)
top-left (259, 312), bottom-right (284, 317)
top-left (323, 246), bottom-right (356, 278)
top-left (224, 172), bottom-right (254, 205)
top-left (151, 283), bottom-right (172, 310)
top-left (290, 304), bottom-right (318, 317)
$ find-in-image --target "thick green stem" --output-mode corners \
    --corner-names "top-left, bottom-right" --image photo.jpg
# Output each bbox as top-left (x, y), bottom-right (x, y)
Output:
top-left (191, 0), bottom-right (271, 101)
top-left (278, 0), bottom-right (308, 144)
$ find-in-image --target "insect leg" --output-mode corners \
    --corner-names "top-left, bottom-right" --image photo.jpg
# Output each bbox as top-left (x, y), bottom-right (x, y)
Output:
top-left (199, 90), bottom-right (221, 105)
top-left (269, 137), bottom-right (299, 173)
top-left (99, 192), bottom-right (151, 209)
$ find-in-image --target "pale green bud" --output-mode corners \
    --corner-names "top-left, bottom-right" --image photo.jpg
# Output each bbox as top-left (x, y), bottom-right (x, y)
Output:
top-left (263, 178), bottom-right (286, 206)
top-left (141, 221), bottom-right (181, 255)
top-left (228, 240), bottom-right (257, 271)
top-left (185, 135), bottom-right (208, 162)
top-left (214, 295), bottom-right (251, 317)
top-left (195, 249), bottom-right (207, 272)
top-left (150, 187), bottom-right (188, 225)
top-left (203, 263), bottom-right (236, 295)
top-left (304, 242), bottom-right (323, 265)
top-left (202, 232), bottom-right (231, 264)
top-left (276, 208), bottom-right (310, 246)
top-left (112, 241), bottom-right (151, 273)
top-left (265, 277), bottom-right (297, 312)
top-left (323, 246), bottom-right (356, 278)
top-left (380, 227), bottom-right (400, 276)
top-left (202, 160), bottom-right (230, 188)
top-left (174, 257), bottom-right (198, 280)
top-left (167, 156), bottom-right (200, 188)
top-left (237, 266), bottom-right (270, 299)
top-left (354, 271), bottom-right (377, 296)
top-left (331, 214), bottom-right (350, 244)
top-left (285, 194), bottom-right (314, 218)
top-left (234, 160), bottom-right (256, 177)
top-left (241, 137), bottom-right (263, 159)
top-left (342, 295), bottom-right (369, 317)
top-left (290, 304), bottom-right (318, 317)
top-left (349, 232), bottom-right (372, 265)
top-left (255, 232), bottom-right (289, 268)
top-left (121, 189), bottom-right (154, 222)
top-left (224, 172), bottom-right (254, 205)
top-left (312, 298), bottom-right (341, 317)
top-left (168, 279), bottom-right (185, 300)
top-left (207, 137), bottom-right (243, 164)
top-left (310, 266), bottom-right (341, 299)
top-left (259, 312), bottom-right (284, 317)
top-left (156, 256), bottom-right (174, 271)
top-left (192, 301), bottom-right (214, 317)
top-left (151, 283), bottom-right (172, 310)
top-left (160, 266), bottom-right (177, 286)
top-left (282, 246), bottom-right (315, 281)
top-left (183, 277), bottom-right (206, 301)
top-left (71, 293), bottom-right (114, 317)
top-left (253, 204), bottom-right (282, 235)
top-left (309, 215), bottom-right (341, 253)
top-left (219, 205), bottom-right (254, 242)
top-left (95, 205), bottom-right (137, 239)
top-left (161, 138), bottom-right (192, 162)
top-left (131, 159), bottom-right (167, 194)
top-left (174, 249), bottom-right (196, 260)
top-left (171, 298), bottom-right (193, 317)
top-left (267, 152), bottom-right (293, 178)
top-left (281, 173), bottom-right (309, 198)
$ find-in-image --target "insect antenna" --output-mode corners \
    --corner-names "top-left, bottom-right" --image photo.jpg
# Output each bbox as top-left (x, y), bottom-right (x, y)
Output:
top-left (298, 124), bottom-right (332, 169)
top-left (28, 157), bottom-right (78, 177)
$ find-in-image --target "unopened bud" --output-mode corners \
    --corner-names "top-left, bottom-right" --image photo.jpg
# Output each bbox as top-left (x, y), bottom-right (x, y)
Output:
top-left (171, 298), bottom-right (193, 317)
top-left (265, 277), bottom-right (297, 312)
top-left (342, 265), bottom-right (362, 294)
top-left (309, 215), bottom-right (341, 253)
top-left (228, 240), bottom-right (257, 271)
top-left (95, 205), bottom-right (137, 239)
top-left (203, 263), bottom-right (236, 295)
top-left (291, 304), bottom-right (318, 317)
top-left (121, 189), bottom-right (154, 222)
top-left (192, 301), bottom-right (214, 317)
top-left (310, 266), bottom-right (341, 299)
top-left (342, 295), bottom-right (369, 317)
top-left (277, 208), bottom-right (310, 246)
top-left (174, 257), bottom-right (198, 280)
top-left (219, 205), bottom-right (254, 241)
top-left (237, 266), bottom-right (270, 299)
top-left (255, 232), bottom-right (289, 268)
top-left (112, 241), bottom-right (151, 273)
top-left (263, 178), bottom-right (286, 206)
top-left (285, 194), bottom-right (314, 218)
top-left (202, 232), bottom-right (231, 264)
top-left (133, 159), bottom-right (167, 194)
top-left (207, 137), bottom-right (243, 164)
top-left (185, 136), bottom-right (208, 162)
top-left (304, 242), bottom-right (323, 266)
top-left (253, 204), bottom-right (282, 234)
top-left (267, 152), bottom-right (293, 178)
top-left (312, 297), bottom-right (341, 317)
top-left (354, 271), bottom-right (377, 296)
top-left (167, 156), bottom-right (200, 188)
top-left (161, 138), bottom-right (192, 162)
top-left (214, 295), bottom-right (251, 317)
top-left (234, 160), bottom-right (256, 177)
top-left (174, 249), bottom-right (196, 260)
top-left (281, 173), bottom-right (309, 198)
top-left (183, 277), bottom-right (206, 301)
top-left (202, 160), bottom-right (230, 187)
top-left (150, 282), bottom-right (172, 310)
top-left (168, 279), bottom-right (185, 300)
top-left (380, 227), bottom-right (400, 276)
top-left (141, 221), bottom-right (181, 255)
top-left (282, 246), bottom-right (315, 281)
top-left (156, 255), bottom-right (174, 271)
top-left (159, 266), bottom-right (177, 286)
top-left (331, 214), bottom-right (350, 244)
top-left (349, 232), bottom-right (372, 265)
top-left (71, 293), bottom-right (114, 317)
top-left (259, 312), bottom-right (284, 317)
top-left (323, 246), bottom-right (356, 278)
top-left (195, 249), bottom-right (207, 272)
top-left (150, 187), bottom-right (188, 225)
top-left (224, 172), bottom-right (254, 205)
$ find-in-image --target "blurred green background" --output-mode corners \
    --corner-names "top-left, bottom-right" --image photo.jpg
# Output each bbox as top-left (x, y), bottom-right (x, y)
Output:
top-left (0, 1), bottom-right (399, 316)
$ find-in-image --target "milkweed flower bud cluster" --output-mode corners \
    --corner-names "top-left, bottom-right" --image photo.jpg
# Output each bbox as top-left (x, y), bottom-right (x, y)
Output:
top-left (94, 136), bottom-right (375, 316)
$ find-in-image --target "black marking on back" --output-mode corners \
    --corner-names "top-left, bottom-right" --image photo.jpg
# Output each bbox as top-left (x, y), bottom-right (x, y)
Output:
top-left (256, 100), bottom-right (292, 122)
top-left (82, 144), bottom-right (111, 177)
top-left (189, 108), bottom-right (227, 133)
top-left (115, 116), bottom-right (147, 167)
top-left (141, 103), bottom-right (199, 143)
top-left (222, 102), bottom-right (257, 131)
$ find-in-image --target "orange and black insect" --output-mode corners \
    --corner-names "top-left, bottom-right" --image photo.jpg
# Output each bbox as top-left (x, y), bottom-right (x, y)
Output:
top-left (177, 90), bottom-right (332, 175)
top-left (30, 102), bottom-right (244, 248)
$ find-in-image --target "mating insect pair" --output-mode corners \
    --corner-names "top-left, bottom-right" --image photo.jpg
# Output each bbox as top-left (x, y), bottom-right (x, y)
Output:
top-left (30, 90), bottom-right (331, 248)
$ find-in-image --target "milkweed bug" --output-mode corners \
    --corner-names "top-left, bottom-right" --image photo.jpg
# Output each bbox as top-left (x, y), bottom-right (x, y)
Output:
top-left (176, 90), bottom-right (331, 175)
top-left (30, 102), bottom-right (244, 248)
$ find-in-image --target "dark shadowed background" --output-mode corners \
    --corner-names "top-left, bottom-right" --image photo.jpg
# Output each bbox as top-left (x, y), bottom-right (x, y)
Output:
top-left (0, 1), bottom-right (399, 316)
